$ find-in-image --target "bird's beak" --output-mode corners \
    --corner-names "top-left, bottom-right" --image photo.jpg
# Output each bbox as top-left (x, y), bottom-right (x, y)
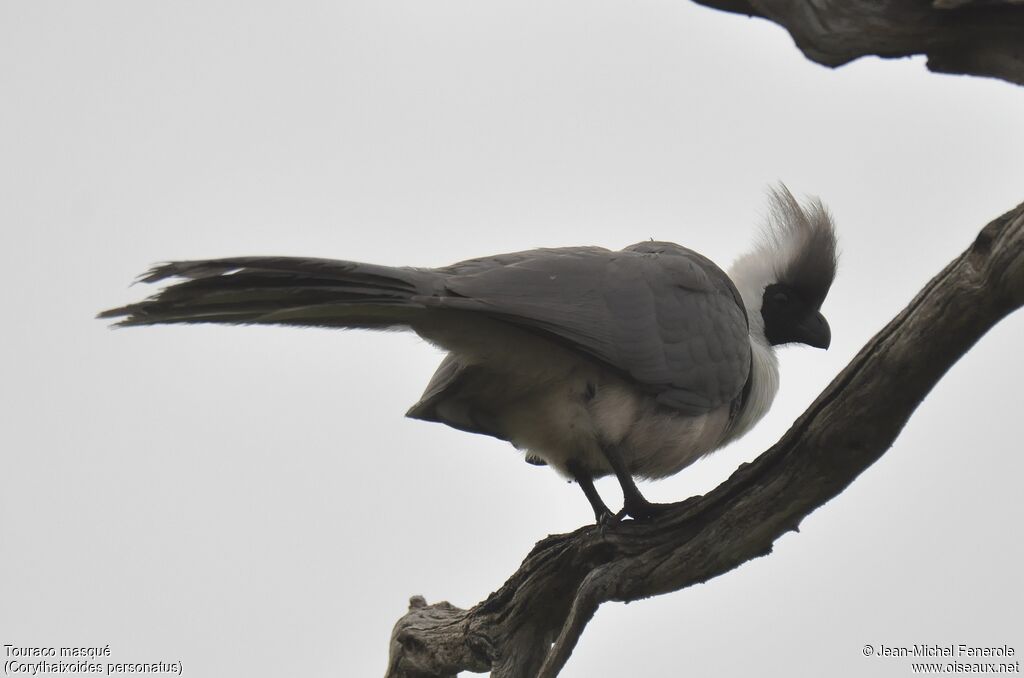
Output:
top-left (795, 310), bottom-right (831, 349)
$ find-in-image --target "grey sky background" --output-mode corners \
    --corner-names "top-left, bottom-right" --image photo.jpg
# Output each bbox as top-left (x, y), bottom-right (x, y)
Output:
top-left (2, 1), bottom-right (1022, 677)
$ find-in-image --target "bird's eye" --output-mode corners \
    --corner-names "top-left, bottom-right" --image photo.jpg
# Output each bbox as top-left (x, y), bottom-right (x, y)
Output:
top-left (772, 290), bottom-right (790, 305)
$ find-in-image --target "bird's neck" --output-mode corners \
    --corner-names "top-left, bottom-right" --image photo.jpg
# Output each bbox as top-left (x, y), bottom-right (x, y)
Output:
top-left (720, 326), bottom-right (780, 447)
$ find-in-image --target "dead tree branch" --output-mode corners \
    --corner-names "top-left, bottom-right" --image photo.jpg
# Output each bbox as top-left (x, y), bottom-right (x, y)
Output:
top-left (385, 199), bottom-right (1024, 677)
top-left (689, 0), bottom-right (1024, 86)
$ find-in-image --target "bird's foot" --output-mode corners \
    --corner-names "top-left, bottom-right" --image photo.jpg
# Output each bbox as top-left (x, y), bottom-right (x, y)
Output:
top-left (619, 496), bottom-right (671, 521)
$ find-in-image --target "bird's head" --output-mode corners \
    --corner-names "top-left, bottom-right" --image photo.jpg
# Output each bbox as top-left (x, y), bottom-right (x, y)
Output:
top-left (729, 185), bottom-right (838, 350)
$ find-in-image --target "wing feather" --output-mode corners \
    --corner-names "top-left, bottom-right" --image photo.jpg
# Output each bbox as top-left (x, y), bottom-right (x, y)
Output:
top-left (433, 242), bottom-right (751, 415)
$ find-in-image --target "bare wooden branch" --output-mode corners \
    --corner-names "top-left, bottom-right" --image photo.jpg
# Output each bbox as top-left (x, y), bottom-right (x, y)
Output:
top-left (688, 0), bottom-right (1024, 87)
top-left (385, 199), bottom-right (1024, 677)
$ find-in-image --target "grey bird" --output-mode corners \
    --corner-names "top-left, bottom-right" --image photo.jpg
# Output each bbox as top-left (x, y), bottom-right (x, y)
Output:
top-left (99, 186), bottom-right (838, 523)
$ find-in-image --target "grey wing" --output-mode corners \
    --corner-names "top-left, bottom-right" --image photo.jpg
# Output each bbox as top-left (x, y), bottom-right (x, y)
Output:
top-left (428, 242), bottom-right (752, 416)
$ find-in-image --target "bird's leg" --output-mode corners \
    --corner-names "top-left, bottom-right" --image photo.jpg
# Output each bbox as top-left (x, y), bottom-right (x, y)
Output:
top-left (599, 444), bottom-right (669, 521)
top-left (567, 460), bottom-right (616, 526)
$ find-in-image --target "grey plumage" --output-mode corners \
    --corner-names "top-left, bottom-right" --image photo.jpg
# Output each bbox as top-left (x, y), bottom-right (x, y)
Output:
top-left (100, 185), bottom-right (838, 521)
top-left (103, 245), bottom-right (751, 415)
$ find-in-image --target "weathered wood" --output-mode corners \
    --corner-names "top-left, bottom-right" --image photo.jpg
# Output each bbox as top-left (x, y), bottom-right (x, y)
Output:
top-left (689, 0), bottom-right (1024, 86)
top-left (385, 200), bottom-right (1024, 677)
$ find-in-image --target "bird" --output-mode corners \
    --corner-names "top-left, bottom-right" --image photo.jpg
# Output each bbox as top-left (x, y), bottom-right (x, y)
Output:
top-left (99, 185), bottom-right (838, 524)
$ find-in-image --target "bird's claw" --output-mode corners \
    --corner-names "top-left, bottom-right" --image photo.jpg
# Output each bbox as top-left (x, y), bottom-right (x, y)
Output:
top-left (621, 497), bottom-right (670, 521)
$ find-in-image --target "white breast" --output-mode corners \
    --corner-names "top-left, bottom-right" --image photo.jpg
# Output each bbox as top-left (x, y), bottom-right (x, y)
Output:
top-left (719, 334), bottom-right (779, 447)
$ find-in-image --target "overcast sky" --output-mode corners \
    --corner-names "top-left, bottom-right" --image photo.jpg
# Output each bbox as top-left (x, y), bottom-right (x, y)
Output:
top-left (2, 2), bottom-right (1022, 677)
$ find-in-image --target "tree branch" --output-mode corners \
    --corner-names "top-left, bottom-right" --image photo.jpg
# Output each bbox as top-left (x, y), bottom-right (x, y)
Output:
top-left (385, 199), bottom-right (1024, 677)
top-left (688, 0), bottom-right (1024, 87)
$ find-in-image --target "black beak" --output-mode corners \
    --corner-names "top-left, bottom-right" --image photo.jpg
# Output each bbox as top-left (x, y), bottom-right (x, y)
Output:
top-left (795, 311), bottom-right (831, 349)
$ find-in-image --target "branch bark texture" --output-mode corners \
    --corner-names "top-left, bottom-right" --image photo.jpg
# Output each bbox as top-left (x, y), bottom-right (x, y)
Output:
top-left (385, 200), bottom-right (1024, 677)
top-left (691, 0), bottom-right (1024, 86)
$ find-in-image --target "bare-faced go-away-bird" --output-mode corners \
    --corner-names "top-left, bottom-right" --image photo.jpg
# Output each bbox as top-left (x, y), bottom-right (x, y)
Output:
top-left (99, 185), bottom-right (838, 524)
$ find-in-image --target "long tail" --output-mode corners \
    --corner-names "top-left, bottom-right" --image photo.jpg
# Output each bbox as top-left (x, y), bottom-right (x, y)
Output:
top-left (98, 256), bottom-right (438, 330)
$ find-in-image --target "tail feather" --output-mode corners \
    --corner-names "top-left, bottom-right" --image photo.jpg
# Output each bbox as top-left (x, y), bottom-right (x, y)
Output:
top-left (135, 256), bottom-right (421, 286)
top-left (99, 256), bottom-right (435, 330)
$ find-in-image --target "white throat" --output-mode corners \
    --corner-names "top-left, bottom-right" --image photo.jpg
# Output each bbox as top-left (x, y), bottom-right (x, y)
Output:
top-left (720, 326), bottom-right (779, 446)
